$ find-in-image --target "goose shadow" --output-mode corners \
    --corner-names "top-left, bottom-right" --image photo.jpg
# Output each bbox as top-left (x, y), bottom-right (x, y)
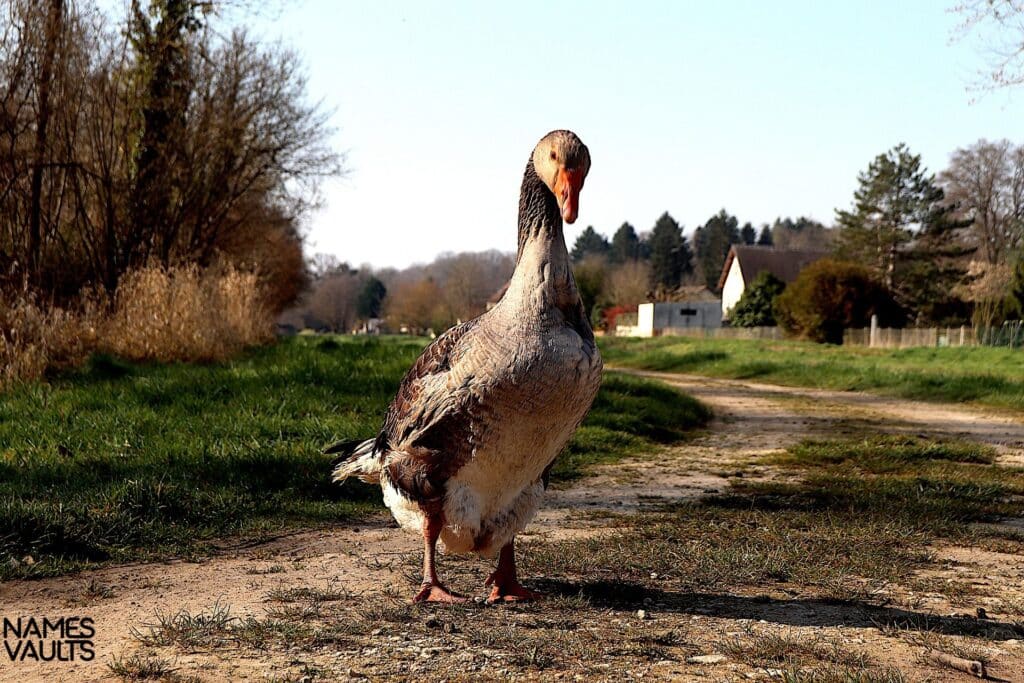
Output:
top-left (532, 578), bottom-right (1024, 642)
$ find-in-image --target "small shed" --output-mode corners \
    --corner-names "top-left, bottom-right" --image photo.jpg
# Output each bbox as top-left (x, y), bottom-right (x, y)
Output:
top-left (620, 299), bottom-right (722, 337)
top-left (718, 246), bottom-right (827, 318)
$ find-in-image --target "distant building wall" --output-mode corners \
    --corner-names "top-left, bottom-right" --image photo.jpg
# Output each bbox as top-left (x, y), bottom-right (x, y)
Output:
top-left (616, 300), bottom-right (722, 336)
top-left (652, 301), bottom-right (722, 330)
top-left (637, 303), bottom-right (654, 336)
top-left (721, 258), bottom-right (745, 318)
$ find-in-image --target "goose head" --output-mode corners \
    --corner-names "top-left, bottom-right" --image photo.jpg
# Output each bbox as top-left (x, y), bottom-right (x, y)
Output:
top-left (532, 130), bottom-right (591, 224)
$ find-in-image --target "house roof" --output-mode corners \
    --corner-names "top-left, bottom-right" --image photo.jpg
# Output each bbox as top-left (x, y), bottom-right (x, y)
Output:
top-left (717, 245), bottom-right (828, 291)
top-left (657, 285), bottom-right (720, 303)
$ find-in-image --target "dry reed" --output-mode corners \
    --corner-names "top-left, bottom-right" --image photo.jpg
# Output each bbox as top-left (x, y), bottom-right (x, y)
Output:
top-left (0, 294), bottom-right (100, 389)
top-left (0, 264), bottom-right (275, 391)
top-left (103, 264), bottom-right (274, 363)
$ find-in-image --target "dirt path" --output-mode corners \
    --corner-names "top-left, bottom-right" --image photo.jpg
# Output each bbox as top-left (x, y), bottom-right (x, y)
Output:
top-left (3, 372), bottom-right (1024, 682)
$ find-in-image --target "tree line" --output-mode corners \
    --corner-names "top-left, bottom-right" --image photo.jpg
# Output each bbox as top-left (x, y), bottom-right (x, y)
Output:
top-left (0, 0), bottom-right (339, 310)
top-left (728, 139), bottom-right (1024, 338)
top-left (566, 137), bottom-right (1024, 333)
top-left (286, 136), bottom-right (1024, 338)
top-left (282, 251), bottom-right (516, 334)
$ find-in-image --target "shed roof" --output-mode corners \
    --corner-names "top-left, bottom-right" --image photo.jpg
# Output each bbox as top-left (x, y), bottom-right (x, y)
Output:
top-left (717, 245), bottom-right (828, 291)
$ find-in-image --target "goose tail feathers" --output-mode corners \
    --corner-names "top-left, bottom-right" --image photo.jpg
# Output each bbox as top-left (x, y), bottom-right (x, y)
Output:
top-left (327, 438), bottom-right (381, 484)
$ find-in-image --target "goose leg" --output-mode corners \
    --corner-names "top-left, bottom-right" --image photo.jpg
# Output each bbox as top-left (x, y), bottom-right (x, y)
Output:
top-left (412, 512), bottom-right (466, 603)
top-left (485, 537), bottom-right (542, 603)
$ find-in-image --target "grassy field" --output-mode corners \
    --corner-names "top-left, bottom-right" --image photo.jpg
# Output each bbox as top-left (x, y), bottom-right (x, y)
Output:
top-left (0, 336), bottom-right (708, 579)
top-left (600, 335), bottom-right (1024, 410)
top-left (535, 433), bottom-right (1024, 601)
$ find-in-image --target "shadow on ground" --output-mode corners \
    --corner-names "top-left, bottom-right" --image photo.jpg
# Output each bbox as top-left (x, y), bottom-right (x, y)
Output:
top-left (534, 579), bottom-right (1024, 641)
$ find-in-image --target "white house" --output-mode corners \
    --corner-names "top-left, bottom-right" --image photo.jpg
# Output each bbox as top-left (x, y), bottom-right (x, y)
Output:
top-left (718, 246), bottom-right (827, 319)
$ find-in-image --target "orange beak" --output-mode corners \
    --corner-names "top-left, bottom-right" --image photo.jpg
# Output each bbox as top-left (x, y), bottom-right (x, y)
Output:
top-left (555, 167), bottom-right (584, 223)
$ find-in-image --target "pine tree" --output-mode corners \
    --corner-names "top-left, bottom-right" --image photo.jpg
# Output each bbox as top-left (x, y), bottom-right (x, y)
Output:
top-left (729, 271), bottom-right (785, 327)
top-left (570, 225), bottom-right (610, 262)
top-left (740, 222), bottom-right (757, 245)
top-left (610, 222), bottom-right (641, 263)
top-left (357, 277), bottom-right (387, 319)
top-left (695, 209), bottom-right (741, 291)
top-left (648, 212), bottom-right (691, 288)
top-left (835, 144), bottom-right (951, 291)
top-left (757, 224), bottom-right (774, 246)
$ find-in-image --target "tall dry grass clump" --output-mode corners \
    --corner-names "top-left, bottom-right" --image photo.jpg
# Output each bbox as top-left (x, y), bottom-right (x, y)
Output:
top-left (1, 264), bottom-right (275, 391)
top-left (0, 295), bottom-right (100, 389)
top-left (103, 265), bottom-right (275, 363)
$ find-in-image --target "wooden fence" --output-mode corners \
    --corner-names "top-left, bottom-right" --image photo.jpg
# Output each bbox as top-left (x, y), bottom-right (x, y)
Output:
top-left (843, 326), bottom-right (973, 348)
top-left (845, 323), bottom-right (1024, 348)
top-left (622, 324), bottom-right (1024, 348)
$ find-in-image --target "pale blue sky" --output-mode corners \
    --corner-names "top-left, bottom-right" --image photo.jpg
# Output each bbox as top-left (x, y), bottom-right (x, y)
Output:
top-left (253, 1), bottom-right (1021, 269)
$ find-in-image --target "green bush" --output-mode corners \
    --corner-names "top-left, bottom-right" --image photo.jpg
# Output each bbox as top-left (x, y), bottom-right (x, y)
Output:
top-left (774, 259), bottom-right (902, 343)
top-left (729, 271), bottom-right (785, 327)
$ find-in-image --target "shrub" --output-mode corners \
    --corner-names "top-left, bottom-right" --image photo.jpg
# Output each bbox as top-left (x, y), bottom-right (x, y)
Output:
top-left (0, 296), bottom-right (101, 389)
top-left (729, 271), bottom-right (785, 327)
top-left (103, 264), bottom-right (273, 362)
top-left (774, 259), bottom-right (902, 343)
top-left (1, 264), bottom-right (275, 390)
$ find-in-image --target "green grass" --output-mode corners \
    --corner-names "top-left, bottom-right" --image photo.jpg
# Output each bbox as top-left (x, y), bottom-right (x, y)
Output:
top-left (532, 434), bottom-right (1024, 608)
top-left (0, 336), bottom-right (707, 578)
top-left (552, 372), bottom-right (710, 483)
top-left (599, 336), bottom-right (1024, 409)
top-left (750, 434), bottom-right (1024, 534)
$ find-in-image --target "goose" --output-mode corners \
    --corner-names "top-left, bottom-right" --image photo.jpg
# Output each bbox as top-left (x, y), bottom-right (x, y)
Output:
top-left (329, 130), bottom-right (602, 603)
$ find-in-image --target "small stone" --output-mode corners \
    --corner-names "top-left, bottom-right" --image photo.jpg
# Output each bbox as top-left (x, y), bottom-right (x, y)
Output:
top-left (643, 597), bottom-right (653, 606)
top-left (650, 572), bottom-right (659, 579)
top-left (424, 616), bottom-right (441, 628)
top-left (21, 555), bottom-right (34, 566)
top-left (977, 607), bottom-right (988, 619)
top-left (636, 609), bottom-right (647, 620)
top-left (687, 654), bottom-right (727, 665)
top-left (371, 628), bottom-right (383, 636)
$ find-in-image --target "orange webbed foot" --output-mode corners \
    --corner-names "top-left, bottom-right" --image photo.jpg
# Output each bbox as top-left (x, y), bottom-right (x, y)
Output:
top-left (484, 573), bottom-right (543, 604)
top-left (412, 582), bottom-right (468, 604)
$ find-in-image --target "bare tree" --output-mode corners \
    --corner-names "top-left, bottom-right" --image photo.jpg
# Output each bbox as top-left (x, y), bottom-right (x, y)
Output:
top-left (940, 139), bottom-right (1024, 264)
top-left (431, 250), bottom-right (514, 322)
top-left (306, 270), bottom-right (362, 332)
top-left (605, 260), bottom-right (652, 307)
top-left (385, 277), bottom-right (447, 334)
top-left (0, 0), bottom-right (339, 308)
top-left (952, 0), bottom-right (1024, 91)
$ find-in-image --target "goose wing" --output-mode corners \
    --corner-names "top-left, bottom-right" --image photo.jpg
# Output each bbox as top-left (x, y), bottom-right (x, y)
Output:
top-left (374, 320), bottom-right (483, 506)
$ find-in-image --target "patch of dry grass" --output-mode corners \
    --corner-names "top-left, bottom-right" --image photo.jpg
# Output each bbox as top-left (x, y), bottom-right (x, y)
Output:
top-left (720, 628), bottom-right (870, 669)
top-left (1, 264), bottom-right (275, 391)
top-left (103, 264), bottom-right (273, 363)
top-left (107, 652), bottom-right (193, 682)
top-left (0, 293), bottom-right (100, 389)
